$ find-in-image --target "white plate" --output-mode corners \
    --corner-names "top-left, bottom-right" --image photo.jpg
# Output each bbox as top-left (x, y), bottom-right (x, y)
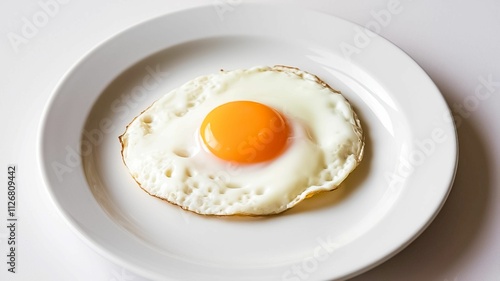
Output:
top-left (39, 4), bottom-right (457, 281)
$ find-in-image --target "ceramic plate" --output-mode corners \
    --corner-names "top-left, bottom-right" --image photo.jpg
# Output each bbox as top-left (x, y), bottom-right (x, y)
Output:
top-left (39, 4), bottom-right (457, 280)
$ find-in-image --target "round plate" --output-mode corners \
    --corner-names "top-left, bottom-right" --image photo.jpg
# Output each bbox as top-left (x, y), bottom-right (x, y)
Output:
top-left (39, 4), bottom-right (457, 281)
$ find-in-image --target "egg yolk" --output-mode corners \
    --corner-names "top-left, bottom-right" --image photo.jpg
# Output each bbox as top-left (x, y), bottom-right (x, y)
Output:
top-left (200, 101), bottom-right (290, 164)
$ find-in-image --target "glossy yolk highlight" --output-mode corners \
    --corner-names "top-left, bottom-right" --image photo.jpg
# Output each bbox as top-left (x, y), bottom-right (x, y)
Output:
top-left (200, 101), bottom-right (289, 164)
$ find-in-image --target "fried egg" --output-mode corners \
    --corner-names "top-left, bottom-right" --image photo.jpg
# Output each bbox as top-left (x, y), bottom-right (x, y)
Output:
top-left (119, 66), bottom-right (364, 215)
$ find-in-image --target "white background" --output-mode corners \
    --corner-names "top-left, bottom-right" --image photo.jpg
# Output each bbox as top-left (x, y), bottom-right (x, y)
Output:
top-left (1, 0), bottom-right (499, 280)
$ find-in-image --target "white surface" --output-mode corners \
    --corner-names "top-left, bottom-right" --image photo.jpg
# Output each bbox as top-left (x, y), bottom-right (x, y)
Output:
top-left (37, 5), bottom-right (457, 280)
top-left (0, 0), bottom-right (498, 281)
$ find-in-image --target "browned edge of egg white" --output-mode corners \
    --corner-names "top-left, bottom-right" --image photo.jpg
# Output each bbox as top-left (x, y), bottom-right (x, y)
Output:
top-left (118, 65), bottom-right (365, 217)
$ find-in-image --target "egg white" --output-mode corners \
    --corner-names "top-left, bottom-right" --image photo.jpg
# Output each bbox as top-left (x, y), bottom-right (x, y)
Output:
top-left (120, 66), bottom-right (364, 215)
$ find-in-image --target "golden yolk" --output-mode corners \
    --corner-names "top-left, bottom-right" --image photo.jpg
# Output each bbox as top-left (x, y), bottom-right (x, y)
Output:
top-left (200, 101), bottom-right (289, 164)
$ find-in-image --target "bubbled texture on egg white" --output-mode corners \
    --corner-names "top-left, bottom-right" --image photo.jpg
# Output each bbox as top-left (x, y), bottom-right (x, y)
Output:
top-left (120, 66), bottom-right (364, 215)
